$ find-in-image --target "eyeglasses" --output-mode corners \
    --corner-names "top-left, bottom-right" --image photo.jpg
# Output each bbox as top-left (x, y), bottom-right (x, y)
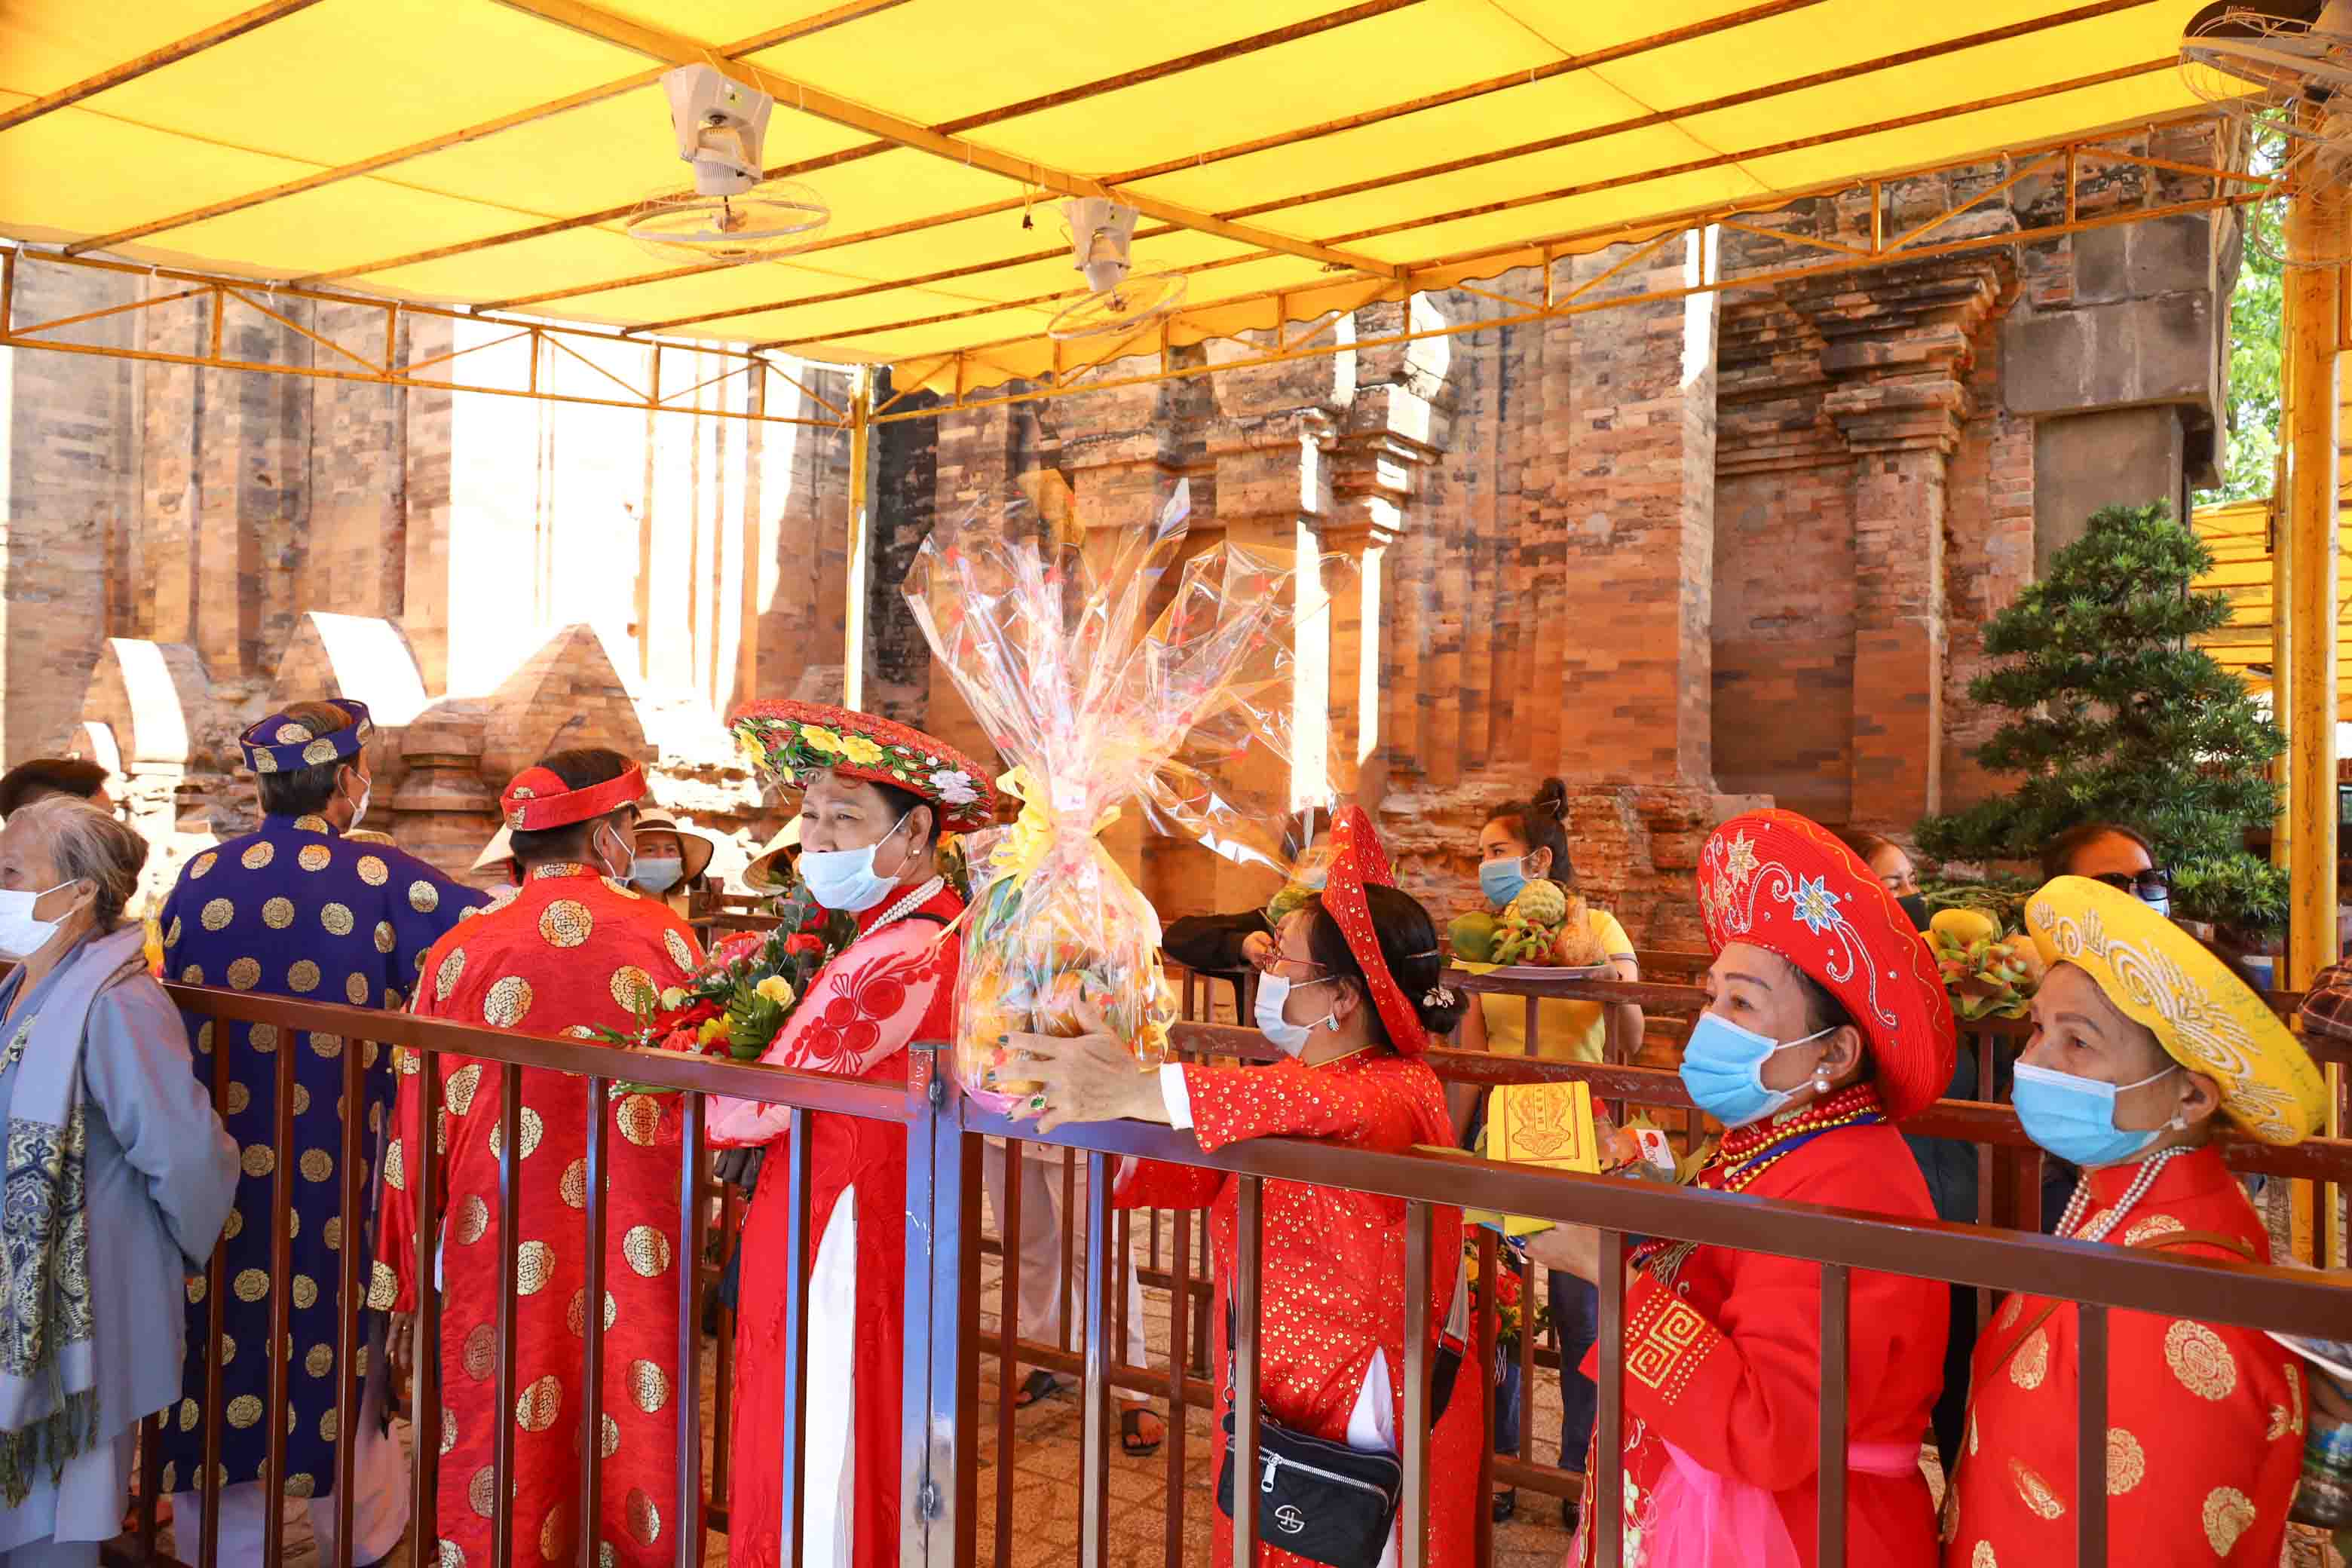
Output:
top-left (2090, 868), bottom-right (2171, 904)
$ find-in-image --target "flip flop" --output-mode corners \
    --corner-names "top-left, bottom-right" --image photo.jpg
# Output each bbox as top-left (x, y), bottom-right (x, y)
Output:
top-left (1011, 1368), bottom-right (1064, 1408)
top-left (1120, 1404), bottom-right (1164, 1456)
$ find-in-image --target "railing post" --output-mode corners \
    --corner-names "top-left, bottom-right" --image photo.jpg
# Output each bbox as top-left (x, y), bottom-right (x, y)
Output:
top-left (903, 1041), bottom-right (978, 1568)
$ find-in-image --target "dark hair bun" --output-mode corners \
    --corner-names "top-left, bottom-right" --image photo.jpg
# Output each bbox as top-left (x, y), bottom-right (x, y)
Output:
top-left (1533, 776), bottom-right (1569, 819)
top-left (1413, 982), bottom-right (1465, 1040)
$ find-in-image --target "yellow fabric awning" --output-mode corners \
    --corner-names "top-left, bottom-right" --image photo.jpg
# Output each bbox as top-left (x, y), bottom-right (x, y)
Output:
top-left (2, 0), bottom-right (2223, 396)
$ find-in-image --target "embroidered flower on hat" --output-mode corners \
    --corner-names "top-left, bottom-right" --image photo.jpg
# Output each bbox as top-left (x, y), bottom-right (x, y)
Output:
top-left (1787, 874), bottom-right (1841, 936)
top-left (930, 768), bottom-right (978, 805)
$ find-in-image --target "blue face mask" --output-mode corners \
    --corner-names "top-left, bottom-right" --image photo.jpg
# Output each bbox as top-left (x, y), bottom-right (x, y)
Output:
top-left (1679, 1012), bottom-right (1833, 1129)
top-left (1479, 857), bottom-right (1529, 911)
top-left (798, 810), bottom-right (913, 914)
top-left (2011, 1060), bottom-right (2179, 1168)
top-left (1253, 970), bottom-right (1337, 1058)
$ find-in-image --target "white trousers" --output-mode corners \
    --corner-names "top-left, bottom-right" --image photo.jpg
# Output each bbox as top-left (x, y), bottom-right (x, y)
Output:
top-left (980, 1141), bottom-right (1150, 1399)
top-left (168, 1320), bottom-right (409, 1567)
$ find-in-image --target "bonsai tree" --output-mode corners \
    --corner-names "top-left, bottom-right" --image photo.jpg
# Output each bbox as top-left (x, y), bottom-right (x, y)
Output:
top-left (1916, 501), bottom-right (2288, 934)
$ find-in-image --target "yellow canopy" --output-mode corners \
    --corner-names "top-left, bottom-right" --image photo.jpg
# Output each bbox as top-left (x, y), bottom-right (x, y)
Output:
top-left (2, 0), bottom-right (2222, 395)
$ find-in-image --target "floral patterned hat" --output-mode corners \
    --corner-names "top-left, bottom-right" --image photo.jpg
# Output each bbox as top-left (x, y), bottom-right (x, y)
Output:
top-left (2028, 876), bottom-right (2325, 1145)
top-left (240, 698), bottom-right (372, 773)
top-left (1698, 808), bottom-right (1957, 1122)
top-left (501, 761), bottom-right (648, 830)
top-left (731, 700), bottom-right (1000, 833)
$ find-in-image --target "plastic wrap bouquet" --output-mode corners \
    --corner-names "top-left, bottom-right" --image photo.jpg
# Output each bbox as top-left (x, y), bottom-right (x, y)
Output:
top-left (902, 476), bottom-right (1337, 1113)
top-left (1924, 907), bottom-right (2047, 1021)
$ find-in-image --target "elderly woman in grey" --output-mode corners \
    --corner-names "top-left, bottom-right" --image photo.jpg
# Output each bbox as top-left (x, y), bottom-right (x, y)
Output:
top-left (0, 798), bottom-right (236, 1567)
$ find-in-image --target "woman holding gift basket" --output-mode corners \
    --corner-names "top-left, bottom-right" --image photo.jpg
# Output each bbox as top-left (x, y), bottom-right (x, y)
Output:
top-left (706, 700), bottom-right (998, 1568)
top-left (1016, 807), bottom-right (1488, 1568)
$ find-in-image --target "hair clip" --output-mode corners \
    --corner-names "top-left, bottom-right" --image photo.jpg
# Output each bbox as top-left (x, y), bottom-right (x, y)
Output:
top-left (1423, 985), bottom-right (1458, 1008)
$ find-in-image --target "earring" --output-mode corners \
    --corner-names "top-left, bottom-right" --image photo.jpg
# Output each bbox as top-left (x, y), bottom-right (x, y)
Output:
top-left (1811, 1072), bottom-right (1833, 1095)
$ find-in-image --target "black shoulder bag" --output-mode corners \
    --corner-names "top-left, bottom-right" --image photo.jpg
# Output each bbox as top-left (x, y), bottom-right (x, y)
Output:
top-left (1214, 1270), bottom-right (1468, 1566)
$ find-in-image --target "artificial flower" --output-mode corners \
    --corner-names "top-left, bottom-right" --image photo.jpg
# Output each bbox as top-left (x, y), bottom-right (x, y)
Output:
top-left (755, 975), bottom-right (795, 1005)
top-left (799, 725), bottom-right (844, 755)
top-left (658, 987), bottom-right (688, 1011)
top-left (930, 768), bottom-right (979, 805)
top-left (837, 733), bottom-right (885, 765)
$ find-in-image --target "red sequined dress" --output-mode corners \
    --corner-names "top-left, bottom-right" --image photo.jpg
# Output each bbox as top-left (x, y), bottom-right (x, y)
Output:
top-left (1113, 1049), bottom-right (1486, 1568)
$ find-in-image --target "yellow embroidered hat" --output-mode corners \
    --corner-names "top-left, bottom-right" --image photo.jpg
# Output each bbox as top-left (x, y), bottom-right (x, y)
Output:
top-left (2025, 876), bottom-right (2328, 1146)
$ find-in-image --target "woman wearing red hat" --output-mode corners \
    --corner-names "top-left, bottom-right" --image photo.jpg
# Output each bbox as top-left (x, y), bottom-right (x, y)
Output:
top-left (1527, 809), bottom-right (1954, 1568)
top-left (1017, 807), bottom-right (1487, 1568)
top-left (710, 701), bottom-right (999, 1568)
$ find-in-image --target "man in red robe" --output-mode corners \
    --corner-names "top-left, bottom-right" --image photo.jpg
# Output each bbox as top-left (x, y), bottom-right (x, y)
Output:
top-left (378, 749), bottom-right (704, 1567)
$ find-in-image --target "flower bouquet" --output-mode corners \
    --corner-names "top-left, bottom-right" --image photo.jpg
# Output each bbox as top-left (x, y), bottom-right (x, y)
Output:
top-left (1463, 1242), bottom-right (1549, 1352)
top-left (902, 476), bottom-right (1334, 1112)
top-left (1924, 907), bottom-right (2046, 1021)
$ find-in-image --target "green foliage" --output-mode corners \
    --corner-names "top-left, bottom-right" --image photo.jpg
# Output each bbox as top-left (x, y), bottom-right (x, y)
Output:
top-left (1916, 873), bottom-right (2036, 935)
top-left (2200, 150), bottom-right (2283, 506)
top-left (1916, 501), bottom-right (2286, 931)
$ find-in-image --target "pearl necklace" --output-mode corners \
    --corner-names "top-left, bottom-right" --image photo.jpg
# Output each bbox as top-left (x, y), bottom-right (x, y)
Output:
top-left (869, 876), bottom-right (945, 934)
top-left (2056, 1144), bottom-right (2187, 1244)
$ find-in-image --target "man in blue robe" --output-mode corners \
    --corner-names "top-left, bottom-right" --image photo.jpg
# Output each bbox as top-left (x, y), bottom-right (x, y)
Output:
top-left (156, 697), bottom-right (486, 1564)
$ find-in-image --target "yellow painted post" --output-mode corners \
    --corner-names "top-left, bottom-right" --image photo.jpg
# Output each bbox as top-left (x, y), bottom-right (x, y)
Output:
top-left (2273, 330), bottom-right (2293, 874)
top-left (2285, 201), bottom-right (2341, 997)
top-left (841, 366), bottom-right (873, 712)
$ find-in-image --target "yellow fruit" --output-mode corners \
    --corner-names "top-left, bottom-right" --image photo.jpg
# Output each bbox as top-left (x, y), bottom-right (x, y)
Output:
top-left (1928, 908), bottom-right (1998, 946)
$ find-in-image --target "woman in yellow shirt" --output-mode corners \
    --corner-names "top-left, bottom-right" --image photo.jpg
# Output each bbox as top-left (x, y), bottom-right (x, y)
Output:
top-left (1456, 777), bottom-right (1640, 1528)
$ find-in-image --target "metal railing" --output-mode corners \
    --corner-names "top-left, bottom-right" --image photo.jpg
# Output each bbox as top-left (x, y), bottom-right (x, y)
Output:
top-left (139, 968), bottom-right (2352, 1568)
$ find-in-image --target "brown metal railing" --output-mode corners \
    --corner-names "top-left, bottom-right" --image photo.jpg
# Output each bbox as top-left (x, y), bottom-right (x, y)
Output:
top-left (146, 967), bottom-right (2352, 1568)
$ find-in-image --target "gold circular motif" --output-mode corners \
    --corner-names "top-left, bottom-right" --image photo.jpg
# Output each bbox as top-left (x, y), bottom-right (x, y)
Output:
top-left (2008, 1457), bottom-right (2065, 1520)
top-left (539, 899), bottom-right (594, 949)
top-left (228, 1395), bottom-right (263, 1429)
top-left (182, 964), bottom-right (207, 987)
top-left (374, 920), bottom-right (396, 954)
top-left (2165, 1318), bottom-right (2238, 1401)
top-left (539, 1499), bottom-right (575, 1562)
top-left (218, 1333), bottom-right (237, 1365)
top-left (345, 970), bottom-right (369, 1005)
top-left (622, 1224), bottom-right (672, 1279)
top-left (195, 1019), bottom-right (213, 1053)
top-left (488, 1106), bottom-right (544, 1160)
top-left (284, 1473), bottom-right (315, 1499)
top-left (439, 1539), bottom-right (464, 1567)
top-left (191, 851), bottom-right (216, 880)
top-left (320, 902), bottom-right (355, 936)
top-left (305, 1343), bottom-right (333, 1377)
top-left (201, 897), bottom-right (235, 931)
top-left (514, 1239), bottom-right (554, 1295)
top-left (600, 1412), bottom-right (621, 1459)
top-left (234, 1267), bottom-right (269, 1302)
top-left (441, 1411), bottom-right (459, 1456)
top-left (483, 975), bottom-right (534, 1027)
top-left (302, 738), bottom-right (338, 767)
top-left (323, 1216), bottom-right (341, 1251)
top-left (663, 927), bottom-right (694, 972)
top-left (436, 947), bottom-right (467, 1002)
top-left (2203, 1487), bottom-right (2255, 1555)
top-left (1998, 1296), bottom-right (2021, 1331)
top-left (319, 1407), bottom-right (338, 1444)
top-left (565, 1288), bottom-right (618, 1337)
top-left (454, 1193), bottom-right (489, 1245)
top-left (240, 1144), bottom-right (274, 1178)
top-left (299, 1148), bottom-right (333, 1183)
top-left (615, 1094), bottom-right (663, 1147)
top-left (225, 1082), bottom-right (250, 1115)
top-left (469, 1465), bottom-right (498, 1519)
top-left (179, 1398), bottom-right (200, 1432)
top-left (2123, 1214), bottom-right (2184, 1246)
top-left (1971, 1543), bottom-right (1995, 1568)
top-left (357, 855), bottom-right (388, 887)
top-left (446, 1062), bottom-right (482, 1116)
top-left (560, 1158), bottom-right (588, 1209)
top-left (227, 957), bottom-right (262, 991)
top-left (2009, 1327), bottom-right (2048, 1390)
top-left (250, 1022), bottom-right (277, 1053)
top-left (241, 841), bottom-right (274, 871)
top-left (311, 1031), bottom-right (341, 1059)
top-left (164, 915), bottom-right (182, 947)
top-left (626, 1488), bottom-right (662, 1547)
top-left (223, 1208), bottom-right (243, 1241)
top-left (293, 1083), bottom-right (311, 1115)
top-left (629, 1358), bottom-right (672, 1414)
top-left (274, 722), bottom-right (314, 745)
top-left (291, 1274), bottom-right (317, 1309)
top-left (515, 1373), bottom-right (562, 1432)
top-left (160, 1462), bottom-right (177, 1494)
top-left (288, 959), bottom-right (320, 993)
top-left (187, 1276), bottom-right (207, 1306)
top-left (382, 1138), bottom-right (406, 1191)
top-left (366, 1258), bottom-right (398, 1312)
top-left (462, 1322), bottom-right (497, 1381)
top-left (609, 965), bottom-right (654, 1012)
top-left (409, 880), bottom-right (441, 914)
top-left (298, 844), bottom-right (332, 872)
top-left (2105, 1427), bottom-right (2144, 1495)
top-left (260, 897), bottom-right (296, 929)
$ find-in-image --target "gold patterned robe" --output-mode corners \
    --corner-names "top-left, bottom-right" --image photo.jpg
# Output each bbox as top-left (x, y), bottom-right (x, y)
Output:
top-left (1943, 1145), bottom-right (2304, 1567)
top-left (378, 862), bottom-right (703, 1568)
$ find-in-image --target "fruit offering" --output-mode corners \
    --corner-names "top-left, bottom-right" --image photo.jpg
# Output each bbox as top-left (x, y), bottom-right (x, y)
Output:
top-left (1925, 908), bottom-right (2047, 1021)
top-left (1448, 911), bottom-right (1500, 963)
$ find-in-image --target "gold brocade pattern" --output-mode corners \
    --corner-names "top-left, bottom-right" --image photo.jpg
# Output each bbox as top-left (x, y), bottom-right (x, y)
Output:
top-left (291, 811), bottom-right (327, 829)
top-left (345, 971), bottom-right (369, 1005)
top-left (2106, 1427), bottom-right (2144, 1494)
top-left (2203, 1487), bottom-right (2256, 1555)
top-left (469, 1465), bottom-right (498, 1517)
top-left (446, 1063), bottom-right (481, 1116)
top-left (357, 856), bottom-right (388, 887)
top-left (289, 960), bottom-right (320, 993)
top-left (181, 966), bottom-right (204, 987)
top-left (2010, 1328), bottom-right (2050, 1390)
top-left (178, 1399), bottom-right (198, 1431)
top-left (164, 916), bottom-right (181, 947)
top-left (2009, 1458), bottom-right (2065, 1520)
top-left (629, 1359), bottom-right (672, 1414)
top-left (515, 1374), bottom-right (562, 1432)
top-left (298, 1149), bottom-right (332, 1182)
top-left (2123, 1214), bottom-right (2184, 1245)
top-left (305, 1344), bottom-right (333, 1377)
top-left (201, 898), bottom-right (234, 931)
top-left (488, 1106), bottom-right (544, 1159)
top-left (410, 880), bottom-right (440, 913)
top-left (286, 1474), bottom-right (315, 1499)
top-left (626, 1488), bottom-right (662, 1546)
top-left (227, 958), bottom-right (261, 991)
top-left (608, 965), bottom-right (654, 1012)
top-left (514, 1239), bottom-right (554, 1295)
top-left (2165, 1319), bottom-right (2238, 1401)
top-left (462, 1324), bottom-right (496, 1382)
top-left (559, 1159), bottom-right (587, 1208)
top-left (663, 928), bottom-right (694, 972)
top-left (234, 1268), bottom-right (268, 1302)
top-left (538, 900), bottom-right (593, 949)
top-left (483, 975), bottom-right (533, 1027)
top-left (374, 921), bottom-right (396, 954)
top-left (298, 844), bottom-right (332, 873)
top-left (225, 1083), bottom-right (250, 1116)
top-left (242, 843), bottom-right (274, 871)
top-left (320, 902), bottom-right (354, 936)
top-left (366, 1260), bottom-right (397, 1311)
top-left (250, 1024), bottom-right (277, 1053)
top-left (190, 852), bottom-right (216, 880)
top-left (311, 1032), bottom-right (340, 1059)
top-left (1972, 1543), bottom-right (1995, 1568)
top-left (615, 1095), bottom-right (662, 1147)
top-left (621, 1225), bottom-right (671, 1278)
top-left (383, 1138), bottom-right (405, 1191)
top-left (565, 1288), bottom-right (617, 1337)
top-left (600, 1412), bottom-right (620, 1458)
top-left (539, 1500), bottom-right (574, 1562)
top-left (240, 1144), bottom-right (274, 1178)
top-left (228, 1395), bottom-right (262, 1429)
top-left (454, 1194), bottom-right (488, 1245)
top-left (323, 1216), bottom-right (341, 1251)
top-left (291, 1275), bottom-right (317, 1309)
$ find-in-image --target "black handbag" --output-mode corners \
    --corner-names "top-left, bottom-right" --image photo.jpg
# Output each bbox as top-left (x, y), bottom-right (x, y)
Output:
top-left (1213, 1274), bottom-right (1468, 1567)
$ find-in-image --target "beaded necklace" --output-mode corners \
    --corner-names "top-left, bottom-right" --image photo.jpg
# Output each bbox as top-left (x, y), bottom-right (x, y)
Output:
top-left (867, 876), bottom-right (945, 936)
top-left (2054, 1144), bottom-right (2187, 1245)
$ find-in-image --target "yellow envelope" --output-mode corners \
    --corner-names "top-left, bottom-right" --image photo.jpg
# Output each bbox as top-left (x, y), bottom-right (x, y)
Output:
top-left (1462, 1207), bottom-right (1556, 1238)
top-left (1487, 1080), bottom-right (1601, 1173)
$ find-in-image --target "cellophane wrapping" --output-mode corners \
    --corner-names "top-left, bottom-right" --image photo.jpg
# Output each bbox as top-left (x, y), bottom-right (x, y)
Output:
top-left (902, 476), bottom-right (1332, 1111)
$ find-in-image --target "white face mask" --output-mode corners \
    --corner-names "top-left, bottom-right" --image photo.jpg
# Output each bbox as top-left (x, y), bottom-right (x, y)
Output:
top-left (799, 810), bottom-right (914, 914)
top-left (0, 882), bottom-right (77, 959)
top-left (593, 820), bottom-right (635, 883)
top-left (1253, 969), bottom-right (1339, 1058)
top-left (342, 771), bottom-right (371, 832)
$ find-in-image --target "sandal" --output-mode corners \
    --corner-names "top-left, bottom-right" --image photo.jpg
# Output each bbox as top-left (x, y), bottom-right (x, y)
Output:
top-left (1011, 1368), bottom-right (1064, 1409)
top-left (1119, 1403), bottom-right (1164, 1456)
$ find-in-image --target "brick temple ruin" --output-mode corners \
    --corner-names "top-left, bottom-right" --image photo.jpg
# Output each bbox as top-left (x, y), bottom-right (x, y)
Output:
top-left (0, 125), bottom-right (2240, 940)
